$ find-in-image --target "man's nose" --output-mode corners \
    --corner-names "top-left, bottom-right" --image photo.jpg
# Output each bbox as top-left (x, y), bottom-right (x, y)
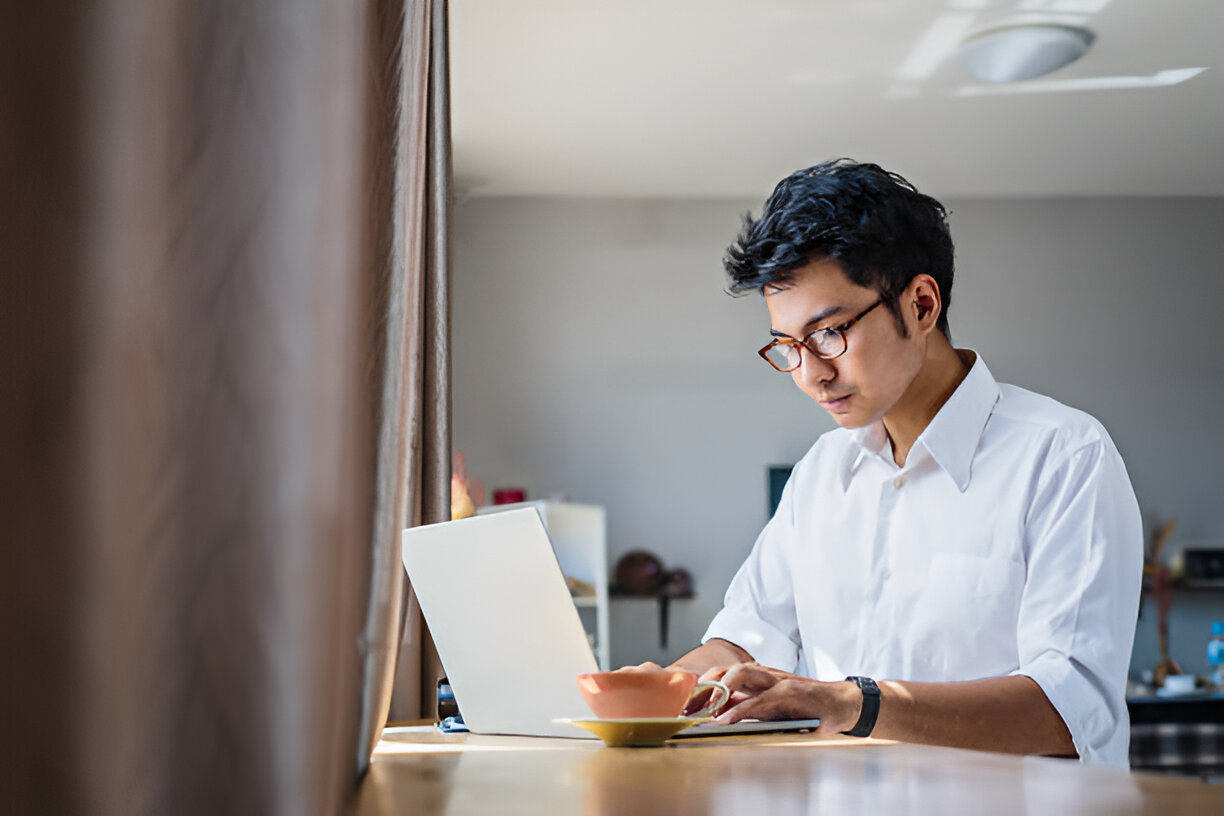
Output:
top-left (794, 349), bottom-right (836, 386)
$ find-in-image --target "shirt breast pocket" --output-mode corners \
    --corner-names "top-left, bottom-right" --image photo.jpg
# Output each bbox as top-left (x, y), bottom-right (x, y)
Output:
top-left (909, 552), bottom-right (1025, 676)
top-left (930, 552), bottom-right (1021, 597)
top-left (918, 552), bottom-right (1025, 637)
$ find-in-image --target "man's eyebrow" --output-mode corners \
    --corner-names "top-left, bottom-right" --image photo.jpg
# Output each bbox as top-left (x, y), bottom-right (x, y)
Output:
top-left (769, 306), bottom-right (846, 338)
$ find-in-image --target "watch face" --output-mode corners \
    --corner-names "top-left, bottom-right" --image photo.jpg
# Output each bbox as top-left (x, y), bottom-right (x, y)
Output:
top-left (848, 676), bottom-right (879, 694)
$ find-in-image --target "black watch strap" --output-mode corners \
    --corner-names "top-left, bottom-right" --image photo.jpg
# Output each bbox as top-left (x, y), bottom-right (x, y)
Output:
top-left (843, 676), bottom-right (880, 738)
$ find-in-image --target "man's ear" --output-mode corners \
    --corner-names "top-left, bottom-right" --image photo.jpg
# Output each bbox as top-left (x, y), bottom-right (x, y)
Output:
top-left (910, 275), bottom-right (942, 329)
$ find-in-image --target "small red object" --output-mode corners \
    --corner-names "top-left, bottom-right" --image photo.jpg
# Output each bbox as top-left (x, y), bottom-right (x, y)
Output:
top-left (492, 488), bottom-right (526, 504)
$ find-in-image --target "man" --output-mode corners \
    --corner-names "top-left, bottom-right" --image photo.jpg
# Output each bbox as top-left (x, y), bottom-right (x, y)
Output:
top-left (665, 159), bottom-right (1143, 767)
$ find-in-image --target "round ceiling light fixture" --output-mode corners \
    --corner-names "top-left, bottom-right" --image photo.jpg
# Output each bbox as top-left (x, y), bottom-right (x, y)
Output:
top-left (957, 23), bottom-right (1096, 83)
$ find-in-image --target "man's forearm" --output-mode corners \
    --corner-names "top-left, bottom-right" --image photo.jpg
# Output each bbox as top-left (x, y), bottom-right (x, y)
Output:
top-left (667, 638), bottom-right (753, 674)
top-left (873, 674), bottom-right (1076, 757)
top-left (711, 665), bottom-right (1076, 758)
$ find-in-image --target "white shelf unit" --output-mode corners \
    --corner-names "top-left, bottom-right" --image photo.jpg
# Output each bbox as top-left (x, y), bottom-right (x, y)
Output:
top-left (475, 500), bottom-right (610, 670)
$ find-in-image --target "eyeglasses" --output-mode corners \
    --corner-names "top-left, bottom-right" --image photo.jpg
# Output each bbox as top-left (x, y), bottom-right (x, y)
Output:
top-left (757, 299), bottom-right (883, 372)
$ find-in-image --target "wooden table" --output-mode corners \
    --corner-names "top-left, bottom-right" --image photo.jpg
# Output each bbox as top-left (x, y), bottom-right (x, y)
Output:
top-left (352, 726), bottom-right (1224, 815)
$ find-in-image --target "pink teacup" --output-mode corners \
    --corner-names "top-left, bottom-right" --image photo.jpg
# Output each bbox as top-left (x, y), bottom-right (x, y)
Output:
top-left (576, 670), bottom-right (730, 719)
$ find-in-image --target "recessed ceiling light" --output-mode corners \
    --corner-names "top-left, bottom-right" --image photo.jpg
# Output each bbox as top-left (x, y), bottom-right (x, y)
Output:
top-left (957, 23), bottom-right (1095, 83)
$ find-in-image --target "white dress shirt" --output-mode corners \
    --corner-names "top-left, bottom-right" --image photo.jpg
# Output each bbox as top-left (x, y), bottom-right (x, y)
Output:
top-left (704, 353), bottom-right (1143, 768)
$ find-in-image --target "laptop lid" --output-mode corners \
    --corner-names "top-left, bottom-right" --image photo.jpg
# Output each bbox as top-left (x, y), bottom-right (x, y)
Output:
top-left (401, 507), bottom-right (599, 738)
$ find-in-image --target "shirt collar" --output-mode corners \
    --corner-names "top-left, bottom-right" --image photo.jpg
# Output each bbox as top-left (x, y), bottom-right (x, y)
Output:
top-left (839, 351), bottom-right (1001, 493)
top-left (840, 422), bottom-right (889, 491)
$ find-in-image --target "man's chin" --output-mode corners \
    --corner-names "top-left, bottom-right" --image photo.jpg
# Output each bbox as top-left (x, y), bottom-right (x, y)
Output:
top-left (813, 394), bottom-right (873, 428)
top-left (828, 412), bottom-right (870, 429)
top-left (819, 402), bottom-right (875, 429)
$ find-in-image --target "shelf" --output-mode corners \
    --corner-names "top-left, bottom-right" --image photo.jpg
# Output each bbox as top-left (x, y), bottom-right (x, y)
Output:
top-left (1127, 694), bottom-right (1224, 724)
top-left (608, 591), bottom-right (694, 649)
top-left (1142, 579), bottom-right (1224, 593)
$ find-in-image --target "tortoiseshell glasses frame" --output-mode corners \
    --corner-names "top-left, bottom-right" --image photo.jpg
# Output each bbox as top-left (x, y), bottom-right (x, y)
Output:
top-left (757, 299), bottom-right (884, 372)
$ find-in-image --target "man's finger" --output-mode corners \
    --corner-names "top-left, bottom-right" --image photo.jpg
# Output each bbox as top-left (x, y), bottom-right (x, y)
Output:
top-left (715, 678), bottom-right (827, 724)
top-left (714, 693), bottom-right (786, 724)
top-left (683, 687), bottom-right (713, 715)
top-left (719, 662), bottom-right (782, 695)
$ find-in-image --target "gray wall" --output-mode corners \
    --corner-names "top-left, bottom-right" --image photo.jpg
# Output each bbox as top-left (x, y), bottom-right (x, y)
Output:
top-left (452, 196), bottom-right (1224, 678)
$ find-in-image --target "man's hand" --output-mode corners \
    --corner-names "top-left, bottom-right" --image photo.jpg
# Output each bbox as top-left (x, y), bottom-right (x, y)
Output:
top-left (623, 653), bottom-right (1074, 755)
top-left (697, 663), bottom-right (863, 732)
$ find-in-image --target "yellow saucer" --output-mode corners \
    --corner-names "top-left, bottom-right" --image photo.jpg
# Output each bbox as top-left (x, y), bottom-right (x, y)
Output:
top-left (554, 717), bottom-right (710, 747)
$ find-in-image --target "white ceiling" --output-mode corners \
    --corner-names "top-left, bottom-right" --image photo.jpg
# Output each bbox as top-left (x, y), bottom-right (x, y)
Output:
top-left (449, 0), bottom-right (1223, 199)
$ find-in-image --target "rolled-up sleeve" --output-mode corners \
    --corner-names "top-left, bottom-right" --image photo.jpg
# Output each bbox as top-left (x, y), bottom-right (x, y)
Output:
top-left (1011, 434), bottom-right (1143, 769)
top-left (703, 474), bottom-right (803, 672)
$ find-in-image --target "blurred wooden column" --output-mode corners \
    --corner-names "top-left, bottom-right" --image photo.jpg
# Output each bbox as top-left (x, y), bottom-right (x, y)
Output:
top-left (0, 1), bottom-right (415, 814)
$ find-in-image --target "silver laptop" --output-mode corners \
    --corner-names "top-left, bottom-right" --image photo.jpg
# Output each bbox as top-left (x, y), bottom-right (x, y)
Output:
top-left (402, 507), bottom-right (599, 738)
top-left (401, 506), bottom-right (820, 739)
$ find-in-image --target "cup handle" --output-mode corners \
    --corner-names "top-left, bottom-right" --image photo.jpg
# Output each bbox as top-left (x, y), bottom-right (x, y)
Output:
top-left (687, 679), bottom-right (730, 719)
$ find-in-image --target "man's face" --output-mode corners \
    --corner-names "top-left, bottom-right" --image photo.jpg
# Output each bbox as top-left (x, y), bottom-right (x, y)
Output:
top-left (763, 258), bottom-right (925, 429)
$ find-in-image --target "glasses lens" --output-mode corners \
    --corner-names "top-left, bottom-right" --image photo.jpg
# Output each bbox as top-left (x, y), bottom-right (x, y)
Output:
top-left (764, 342), bottom-right (800, 371)
top-left (809, 329), bottom-right (845, 359)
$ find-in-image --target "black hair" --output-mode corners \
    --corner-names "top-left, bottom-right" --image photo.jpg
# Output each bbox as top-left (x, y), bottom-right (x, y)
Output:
top-left (724, 158), bottom-right (954, 339)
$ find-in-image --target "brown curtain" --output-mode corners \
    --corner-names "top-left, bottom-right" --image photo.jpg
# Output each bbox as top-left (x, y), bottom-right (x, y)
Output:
top-left (386, 0), bottom-right (452, 725)
top-left (365, 0), bottom-right (451, 733)
top-left (1, 1), bottom-right (448, 814)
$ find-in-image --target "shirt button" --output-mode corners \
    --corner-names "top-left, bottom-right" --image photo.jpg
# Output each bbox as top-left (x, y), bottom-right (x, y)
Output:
top-left (893, 476), bottom-right (906, 489)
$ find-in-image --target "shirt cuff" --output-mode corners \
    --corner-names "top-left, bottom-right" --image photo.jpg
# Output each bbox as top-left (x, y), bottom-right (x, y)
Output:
top-left (703, 607), bottom-right (800, 671)
top-left (1012, 651), bottom-right (1127, 769)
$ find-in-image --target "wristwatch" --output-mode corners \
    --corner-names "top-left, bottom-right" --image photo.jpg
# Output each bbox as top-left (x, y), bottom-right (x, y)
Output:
top-left (843, 676), bottom-right (881, 738)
